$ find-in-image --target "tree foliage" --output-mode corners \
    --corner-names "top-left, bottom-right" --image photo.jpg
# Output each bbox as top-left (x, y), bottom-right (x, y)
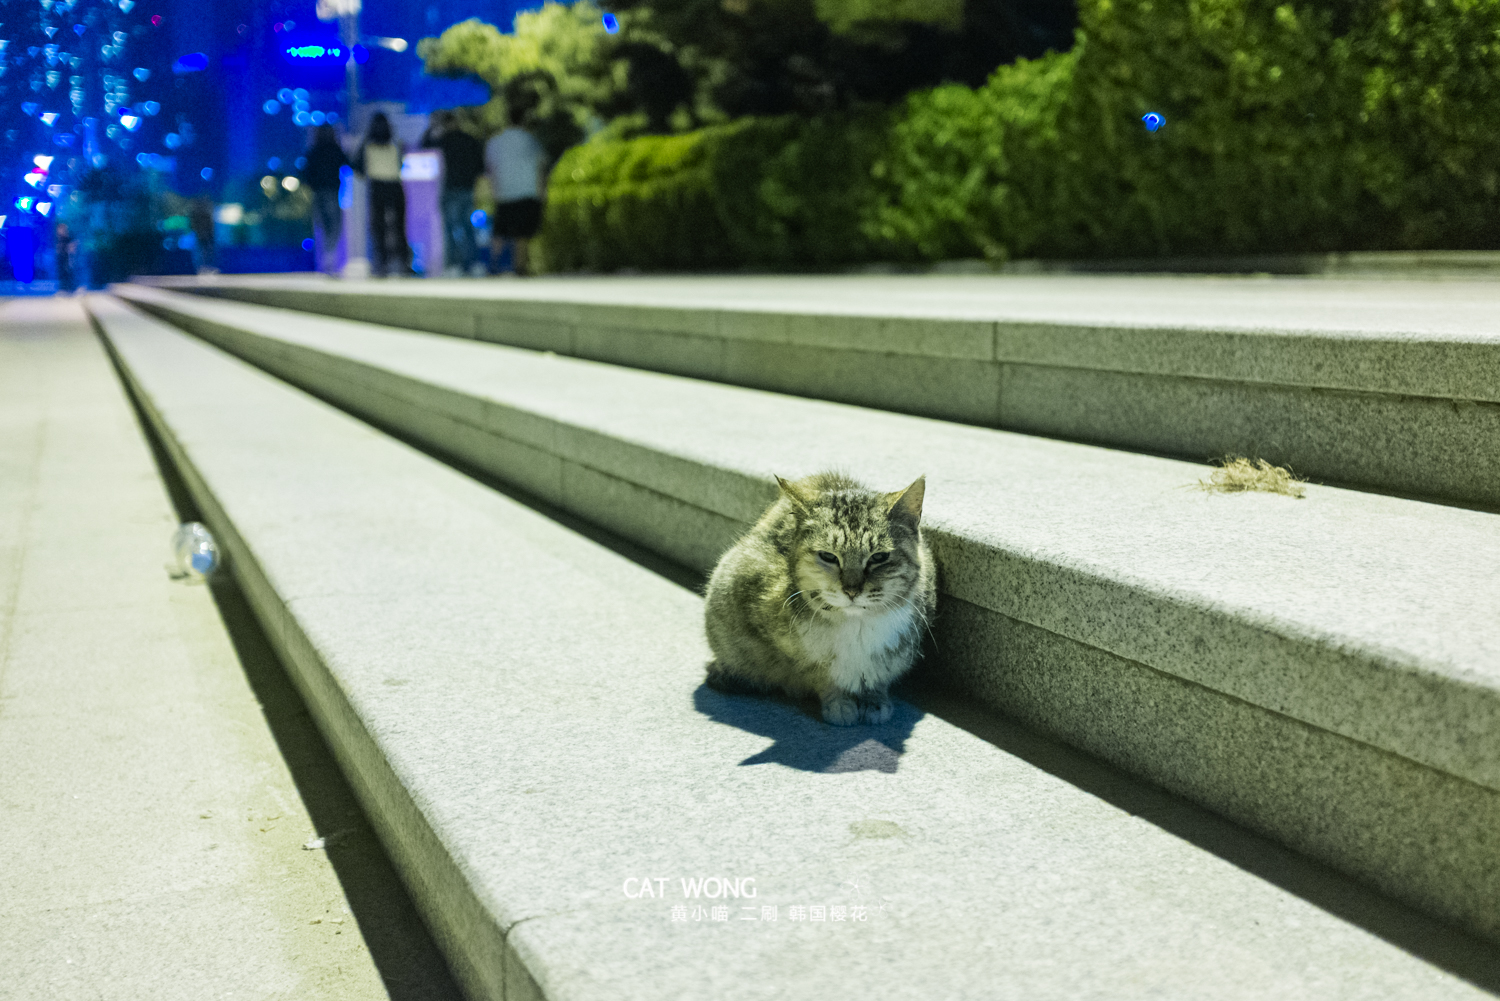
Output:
top-left (418, 1), bottom-right (731, 147)
top-left (605, 0), bottom-right (1077, 115)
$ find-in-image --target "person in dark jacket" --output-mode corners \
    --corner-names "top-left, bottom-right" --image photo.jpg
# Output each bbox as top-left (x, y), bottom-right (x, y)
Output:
top-left (302, 125), bottom-right (349, 274)
top-left (353, 112), bottom-right (413, 277)
top-left (421, 110), bottom-right (486, 276)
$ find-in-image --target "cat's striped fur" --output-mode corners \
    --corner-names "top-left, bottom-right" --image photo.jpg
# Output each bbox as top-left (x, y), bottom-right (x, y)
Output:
top-left (704, 472), bottom-right (936, 725)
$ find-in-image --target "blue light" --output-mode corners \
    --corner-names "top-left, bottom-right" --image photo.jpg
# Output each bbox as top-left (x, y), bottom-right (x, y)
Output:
top-left (302, 238), bottom-right (315, 251)
top-left (310, 111), bottom-right (327, 126)
top-left (351, 44), bottom-right (369, 64)
top-left (602, 12), bottom-right (620, 32)
top-left (294, 89), bottom-right (309, 101)
top-left (470, 209), bottom-right (487, 228)
top-left (173, 52), bottom-right (208, 73)
top-left (264, 99), bottom-right (281, 115)
top-left (278, 88), bottom-right (294, 104)
top-left (293, 111), bottom-right (312, 126)
top-left (133, 67), bottom-right (150, 81)
top-left (326, 112), bottom-right (340, 125)
top-left (268, 157), bottom-right (282, 170)
top-left (142, 101), bottom-right (161, 115)
top-left (164, 132), bottom-right (182, 149)
top-left (201, 167), bottom-right (214, 180)
top-left (1142, 112), bottom-right (1165, 133)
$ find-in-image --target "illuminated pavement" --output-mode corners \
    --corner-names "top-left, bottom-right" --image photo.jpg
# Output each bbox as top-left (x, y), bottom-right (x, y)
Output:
top-left (0, 298), bottom-right (460, 1001)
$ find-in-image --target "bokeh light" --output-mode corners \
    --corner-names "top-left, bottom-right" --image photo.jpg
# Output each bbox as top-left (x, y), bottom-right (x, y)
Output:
top-left (602, 13), bottom-right (620, 33)
top-left (1142, 112), bottom-right (1165, 132)
top-left (172, 52), bottom-right (207, 73)
top-left (302, 238), bottom-right (315, 251)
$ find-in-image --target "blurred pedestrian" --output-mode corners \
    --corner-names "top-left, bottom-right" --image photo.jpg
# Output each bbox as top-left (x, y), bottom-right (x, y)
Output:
top-left (302, 124), bottom-right (348, 274)
top-left (187, 197), bottom-right (217, 274)
top-left (353, 112), bottom-right (413, 277)
top-left (484, 104), bottom-right (547, 276)
top-left (53, 221), bottom-right (76, 290)
top-left (421, 110), bottom-right (485, 277)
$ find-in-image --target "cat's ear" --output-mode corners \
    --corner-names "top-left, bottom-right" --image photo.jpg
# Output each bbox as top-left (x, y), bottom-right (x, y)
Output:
top-left (776, 475), bottom-right (813, 513)
top-left (886, 475), bottom-right (926, 525)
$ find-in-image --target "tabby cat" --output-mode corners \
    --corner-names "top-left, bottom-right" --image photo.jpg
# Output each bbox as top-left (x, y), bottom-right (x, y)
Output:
top-left (704, 472), bottom-right (936, 725)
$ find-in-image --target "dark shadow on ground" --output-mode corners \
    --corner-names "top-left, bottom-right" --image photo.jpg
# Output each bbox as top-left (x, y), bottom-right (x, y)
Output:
top-left (693, 683), bottom-right (923, 773)
top-left (105, 324), bottom-right (466, 1001)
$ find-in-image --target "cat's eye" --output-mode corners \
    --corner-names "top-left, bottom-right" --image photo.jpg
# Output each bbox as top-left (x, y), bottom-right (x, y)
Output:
top-left (816, 551), bottom-right (839, 565)
top-left (868, 552), bottom-right (891, 565)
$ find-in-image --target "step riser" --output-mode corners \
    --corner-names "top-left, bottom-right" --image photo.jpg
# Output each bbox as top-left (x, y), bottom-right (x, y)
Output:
top-left (182, 284), bottom-right (1500, 510)
top-left (126, 293), bottom-right (1500, 945)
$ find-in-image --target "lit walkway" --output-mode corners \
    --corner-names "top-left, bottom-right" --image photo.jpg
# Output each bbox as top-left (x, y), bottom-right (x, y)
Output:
top-left (0, 298), bottom-right (459, 1001)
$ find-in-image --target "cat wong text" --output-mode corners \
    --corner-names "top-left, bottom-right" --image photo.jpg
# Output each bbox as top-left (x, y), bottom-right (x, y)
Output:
top-left (622, 877), bottom-right (757, 899)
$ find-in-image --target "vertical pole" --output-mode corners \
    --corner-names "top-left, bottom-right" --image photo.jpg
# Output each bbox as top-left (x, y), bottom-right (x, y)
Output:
top-left (339, 9), bottom-right (370, 279)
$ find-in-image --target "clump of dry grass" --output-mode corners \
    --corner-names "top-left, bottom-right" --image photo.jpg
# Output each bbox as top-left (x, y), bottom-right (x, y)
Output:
top-left (1197, 456), bottom-right (1307, 498)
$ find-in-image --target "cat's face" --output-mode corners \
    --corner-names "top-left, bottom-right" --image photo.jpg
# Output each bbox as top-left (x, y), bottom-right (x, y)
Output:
top-left (781, 475), bottom-right (926, 617)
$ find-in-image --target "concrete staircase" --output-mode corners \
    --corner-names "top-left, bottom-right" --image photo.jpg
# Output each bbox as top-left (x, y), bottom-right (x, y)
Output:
top-left (87, 278), bottom-right (1500, 999)
top-left (149, 273), bottom-right (1500, 509)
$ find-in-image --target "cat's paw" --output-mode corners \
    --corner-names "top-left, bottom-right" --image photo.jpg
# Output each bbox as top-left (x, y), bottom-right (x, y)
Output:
top-left (857, 694), bottom-right (893, 725)
top-left (821, 694), bottom-right (862, 727)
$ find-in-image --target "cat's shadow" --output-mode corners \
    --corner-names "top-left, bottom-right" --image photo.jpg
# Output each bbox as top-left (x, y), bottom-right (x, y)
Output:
top-left (692, 679), bottom-right (923, 774)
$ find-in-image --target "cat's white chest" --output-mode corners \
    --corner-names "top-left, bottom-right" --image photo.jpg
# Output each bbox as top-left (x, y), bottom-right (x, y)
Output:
top-left (798, 605), bottom-right (916, 692)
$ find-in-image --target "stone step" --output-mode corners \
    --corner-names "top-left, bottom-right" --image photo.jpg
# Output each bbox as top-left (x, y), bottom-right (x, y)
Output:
top-left (0, 298), bottom-right (459, 999)
top-left (87, 295), bottom-right (1500, 1001)
top-left (149, 272), bottom-right (1500, 509)
top-left (108, 283), bottom-right (1500, 948)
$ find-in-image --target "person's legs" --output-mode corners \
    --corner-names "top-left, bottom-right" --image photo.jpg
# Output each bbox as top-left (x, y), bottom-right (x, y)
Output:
top-left (313, 190), bottom-right (341, 274)
top-left (440, 190), bottom-right (467, 272)
top-left (369, 183), bottom-right (392, 275)
top-left (450, 190), bottom-right (476, 271)
top-left (490, 231), bottom-right (509, 275)
top-left (513, 197), bottom-right (542, 276)
top-left (389, 182), bottom-right (412, 273)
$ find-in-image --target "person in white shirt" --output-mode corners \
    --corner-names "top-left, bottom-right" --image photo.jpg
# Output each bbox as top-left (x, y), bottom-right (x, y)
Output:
top-left (483, 105), bottom-right (547, 275)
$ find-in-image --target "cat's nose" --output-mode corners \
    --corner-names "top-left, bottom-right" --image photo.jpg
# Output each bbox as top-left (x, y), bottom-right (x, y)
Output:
top-left (842, 586), bottom-right (861, 599)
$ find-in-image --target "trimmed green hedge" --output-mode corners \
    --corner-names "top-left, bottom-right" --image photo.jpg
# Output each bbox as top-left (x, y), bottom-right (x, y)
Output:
top-left (875, 0), bottom-right (1500, 260)
top-left (538, 113), bottom-right (888, 271)
top-left (540, 0), bottom-right (1500, 271)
